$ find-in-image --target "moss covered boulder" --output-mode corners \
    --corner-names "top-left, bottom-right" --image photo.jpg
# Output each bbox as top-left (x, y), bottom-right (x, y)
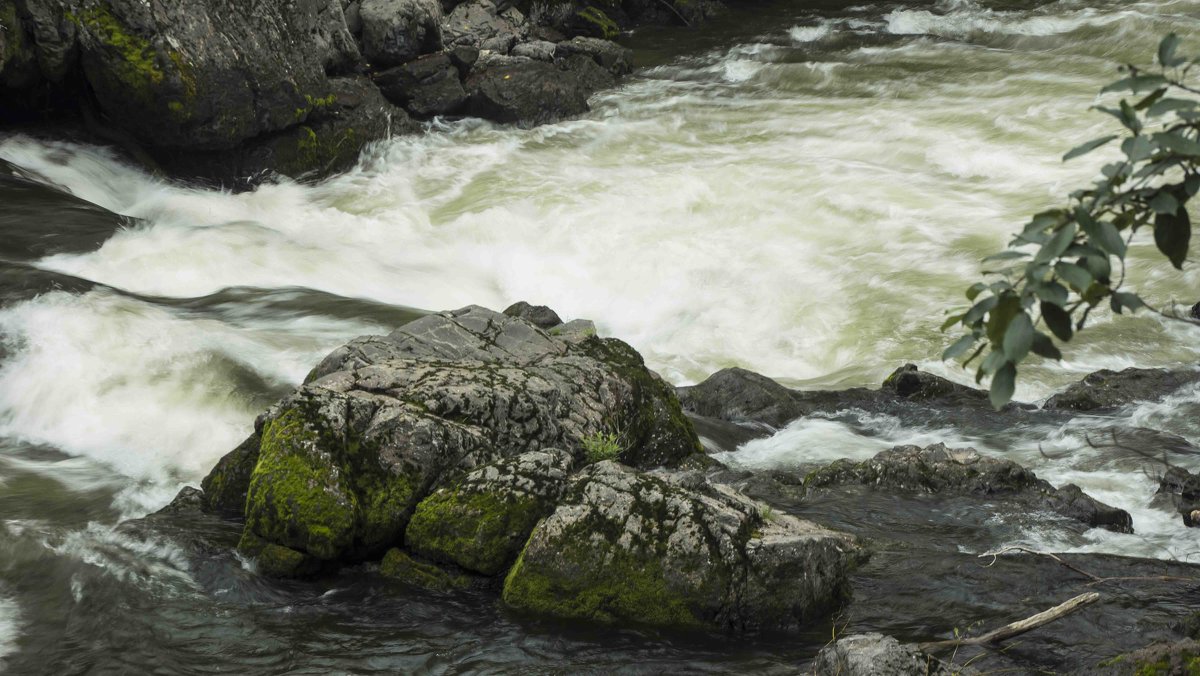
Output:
top-left (502, 461), bottom-right (861, 632)
top-left (203, 305), bottom-right (703, 575)
top-left (406, 448), bottom-right (573, 575)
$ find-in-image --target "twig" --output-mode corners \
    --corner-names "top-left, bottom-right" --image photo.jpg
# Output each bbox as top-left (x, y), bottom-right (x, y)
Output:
top-left (979, 545), bottom-right (1200, 586)
top-left (919, 592), bottom-right (1100, 653)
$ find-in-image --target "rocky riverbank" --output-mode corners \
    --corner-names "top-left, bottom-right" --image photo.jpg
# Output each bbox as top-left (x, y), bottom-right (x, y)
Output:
top-left (0, 0), bottom-right (695, 184)
top-left (142, 303), bottom-right (1200, 673)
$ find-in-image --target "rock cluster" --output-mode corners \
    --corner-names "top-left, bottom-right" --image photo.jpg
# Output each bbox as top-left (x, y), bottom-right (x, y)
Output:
top-left (0, 0), bottom-right (652, 182)
top-left (192, 304), bottom-right (862, 633)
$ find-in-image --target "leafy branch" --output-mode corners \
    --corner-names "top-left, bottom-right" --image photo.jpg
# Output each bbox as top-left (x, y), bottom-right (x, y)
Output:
top-left (944, 34), bottom-right (1199, 409)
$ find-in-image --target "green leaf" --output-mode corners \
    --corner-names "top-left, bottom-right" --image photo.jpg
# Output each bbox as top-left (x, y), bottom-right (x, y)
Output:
top-left (1147, 98), bottom-right (1199, 117)
top-left (1111, 291), bottom-right (1146, 314)
top-left (1063, 135), bottom-right (1118, 161)
top-left (1153, 131), bottom-right (1200, 156)
top-left (1119, 99), bottom-right (1143, 134)
top-left (941, 312), bottom-right (965, 331)
top-left (1080, 254), bottom-right (1111, 283)
top-left (1154, 208), bottom-right (1191, 269)
top-left (1160, 33), bottom-right (1184, 67)
top-left (1030, 332), bottom-right (1062, 360)
top-left (966, 282), bottom-right (988, 300)
top-left (977, 349), bottom-right (1007, 383)
top-left (1035, 281), bottom-right (1069, 306)
top-left (1035, 222), bottom-right (1077, 263)
top-left (1102, 74), bottom-right (1168, 94)
top-left (986, 294), bottom-right (1022, 346)
top-left (1055, 261), bottom-right (1093, 291)
top-left (982, 250), bottom-right (1029, 262)
top-left (1041, 301), bottom-right (1074, 341)
top-left (1188, 174), bottom-right (1200, 196)
top-left (1120, 134), bottom-right (1155, 163)
top-left (1079, 216), bottom-right (1127, 258)
top-left (963, 295), bottom-right (999, 325)
top-left (989, 362), bottom-right (1016, 410)
top-left (1002, 312), bottom-right (1033, 362)
top-left (1150, 190), bottom-right (1180, 215)
top-left (943, 334), bottom-right (978, 361)
top-left (1134, 87), bottom-right (1168, 112)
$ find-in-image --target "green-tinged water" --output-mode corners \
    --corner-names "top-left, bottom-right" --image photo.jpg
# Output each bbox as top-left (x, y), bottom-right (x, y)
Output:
top-left (1, 0), bottom-right (1200, 672)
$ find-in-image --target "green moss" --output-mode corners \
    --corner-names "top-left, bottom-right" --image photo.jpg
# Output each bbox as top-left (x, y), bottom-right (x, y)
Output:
top-left (238, 531), bottom-right (321, 578)
top-left (1, 1), bottom-right (25, 67)
top-left (407, 487), bottom-right (543, 576)
top-left (72, 5), bottom-right (163, 101)
top-left (502, 533), bottom-right (704, 628)
top-left (380, 548), bottom-right (473, 591)
top-left (243, 408), bottom-right (357, 560)
top-left (576, 7), bottom-right (619, 39)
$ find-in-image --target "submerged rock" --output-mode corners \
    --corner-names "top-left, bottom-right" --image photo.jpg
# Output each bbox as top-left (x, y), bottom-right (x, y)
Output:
top-left (1044, 367), bottom-right (1200, 412)
top-left (803, 444), bottom-right (1133, 533)
top-left (202, 305), bottom-right (702, 573)
top-left (814, 633), bottom-right (964, 675)
top-left (502, 461), bottom-right (861, 631)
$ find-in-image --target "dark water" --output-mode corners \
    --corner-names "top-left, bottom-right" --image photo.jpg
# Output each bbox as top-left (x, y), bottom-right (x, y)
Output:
top-left (3, 0), bottom-right (1200, 672)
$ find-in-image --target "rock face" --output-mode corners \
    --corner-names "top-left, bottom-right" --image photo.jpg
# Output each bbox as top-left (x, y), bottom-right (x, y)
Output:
top-left (1044, 367), bottom-right (1200, 411)
top-left (360, 0), bottom-right (443, 67)
top-left (1, 0), bottom-right (636, 181)
top-left (203, 305), bottom-right (702, 574)
top-left (502, 461), bottom-right (861, 631)
top-left (804, 444), bottom-right (1133, 533)
top-left (813, 633), bottom-right (962, 676)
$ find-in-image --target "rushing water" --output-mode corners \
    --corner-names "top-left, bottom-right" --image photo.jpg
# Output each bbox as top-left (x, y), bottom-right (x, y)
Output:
top-left (2, 0), bottom-right (1200, 671)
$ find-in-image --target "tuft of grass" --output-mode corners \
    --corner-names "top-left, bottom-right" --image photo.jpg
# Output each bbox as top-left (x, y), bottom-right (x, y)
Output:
top-left (582, 431), bottom-right (622, 463)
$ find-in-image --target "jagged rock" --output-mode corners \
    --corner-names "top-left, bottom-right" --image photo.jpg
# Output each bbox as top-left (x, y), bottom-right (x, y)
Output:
top-left (813, 633), bottom-right (964, 675)
top-left (1154, 465), bottom-right (1200, 527)
top-left (441, 0), bottom-right (527, 50)
top-left (201, 305), bottom-right (702, 573)
top-left (1044, 367), bottom-right (1200, 412)
top-left (406, 448), bottom-right (573, 575)
top-left (677, 366), bottom-right (809, 428)
top-left (502, 461), bottom-right (861, 632)
top-left (510, 39), bottom-right (556, 62)
top-left (360, 0), bottom-right (443, 67)
top-left (379, 548), bottom-right (475, 590)
top-left (804, 444), bottom-right (1133, 533)
top-left (374, 52), bottom-right (467, 117)
top-left (554, 36), bottom-right (632, 75)
top-left (464, 53), bottom-right (612, 126)
top-left (502, 301), bottom-right (561, 329)
top-left (447, 43), bottom-right (478, 75)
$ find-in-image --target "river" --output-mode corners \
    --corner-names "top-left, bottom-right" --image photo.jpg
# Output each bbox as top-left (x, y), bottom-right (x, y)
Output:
top-left (1, 0), bottom-right (1199, 671)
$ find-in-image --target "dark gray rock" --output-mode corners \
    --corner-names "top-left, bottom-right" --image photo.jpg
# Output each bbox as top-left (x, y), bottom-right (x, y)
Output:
top-left (1097, 639), bottom-right (1200, 675)
top-left (204, 305), bottom-right (702, 573)
top-left (464, 54), bottom-right (612, 126)
top-left (501, 460), bottom-right (862, 632)
top-left (803, 443), bottom-right (1133, 533)
top-left (554, 36), bottom-right (632, 75)
top-left (502, 301), bottom-right (562, 329)
top-left (441, 0), bottom-right (526, 50)
top-left (360, 0), bottom-right (443, 67)
top-left (814, 633), bottom-right (964, 675)
top-left (510, 39), bottom-right (556, 61)
top-left (1044, 367), bottom-right (1200, 412)
top-left (447, 43), bottom-right (478, 75)
top-left (374, 52), bottom-right (467, 117)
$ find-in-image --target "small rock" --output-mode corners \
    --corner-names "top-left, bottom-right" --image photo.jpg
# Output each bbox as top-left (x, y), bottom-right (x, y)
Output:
top-left (1044, 367), bottom-right (1200, 412)
top-left (813, 633), bottom-right (964, 675)
top-left (374, 53), bottom-right (468, 117)
top-left (503, 301), bottom-right (562, 329)
top-left (554, 36), bottom-right (633, 76)
top-left (464, 55), bottom-right (613, 127)
top-left (510, 40), bottom-right (557, 62)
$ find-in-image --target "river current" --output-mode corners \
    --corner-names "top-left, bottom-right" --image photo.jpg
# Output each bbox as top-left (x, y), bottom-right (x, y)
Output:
top-left (1, 0), bottom-right (1199, 671)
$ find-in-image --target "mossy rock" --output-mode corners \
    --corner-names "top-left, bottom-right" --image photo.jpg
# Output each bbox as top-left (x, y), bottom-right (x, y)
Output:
top-left (405, 449), bottom-right (573, 576)
top-left (238, 530), bottom-right (322, 578)
top-left (200, 431), bottom-right (261, 517)
top-left (380, 548), bottom-right (474, 592)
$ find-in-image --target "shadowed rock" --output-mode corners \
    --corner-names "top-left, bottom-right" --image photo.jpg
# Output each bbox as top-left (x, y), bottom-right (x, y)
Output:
top-left (1044, 367), bottom-right (1200, 412)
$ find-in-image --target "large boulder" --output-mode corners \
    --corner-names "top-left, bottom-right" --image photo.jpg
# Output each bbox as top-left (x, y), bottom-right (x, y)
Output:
top-left (1044, 367), bottom-right (1200, 412)
top-left (360, 0), bottom-right (443, 67)
top-left (502, 461), bottom-right (861, 631)
top-left (441, 0), bottom-right (527, 50)
top-left (464, 54), bottom-right (612, 127)
top-left (202, 305), bottom-right (703, 574)
top-left (804, 443), bottom-right (1133, 533)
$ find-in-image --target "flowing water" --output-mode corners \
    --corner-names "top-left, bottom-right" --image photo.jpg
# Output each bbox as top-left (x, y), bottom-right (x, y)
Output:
top-left (2, 0), bottom-right (1200, 671)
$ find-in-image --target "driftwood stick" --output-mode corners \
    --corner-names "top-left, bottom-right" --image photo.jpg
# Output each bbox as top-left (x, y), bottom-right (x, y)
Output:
top-left (980, 546), bottom-right (1200, 586)
top-left (918, 592), bottom-right (1101, 652)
